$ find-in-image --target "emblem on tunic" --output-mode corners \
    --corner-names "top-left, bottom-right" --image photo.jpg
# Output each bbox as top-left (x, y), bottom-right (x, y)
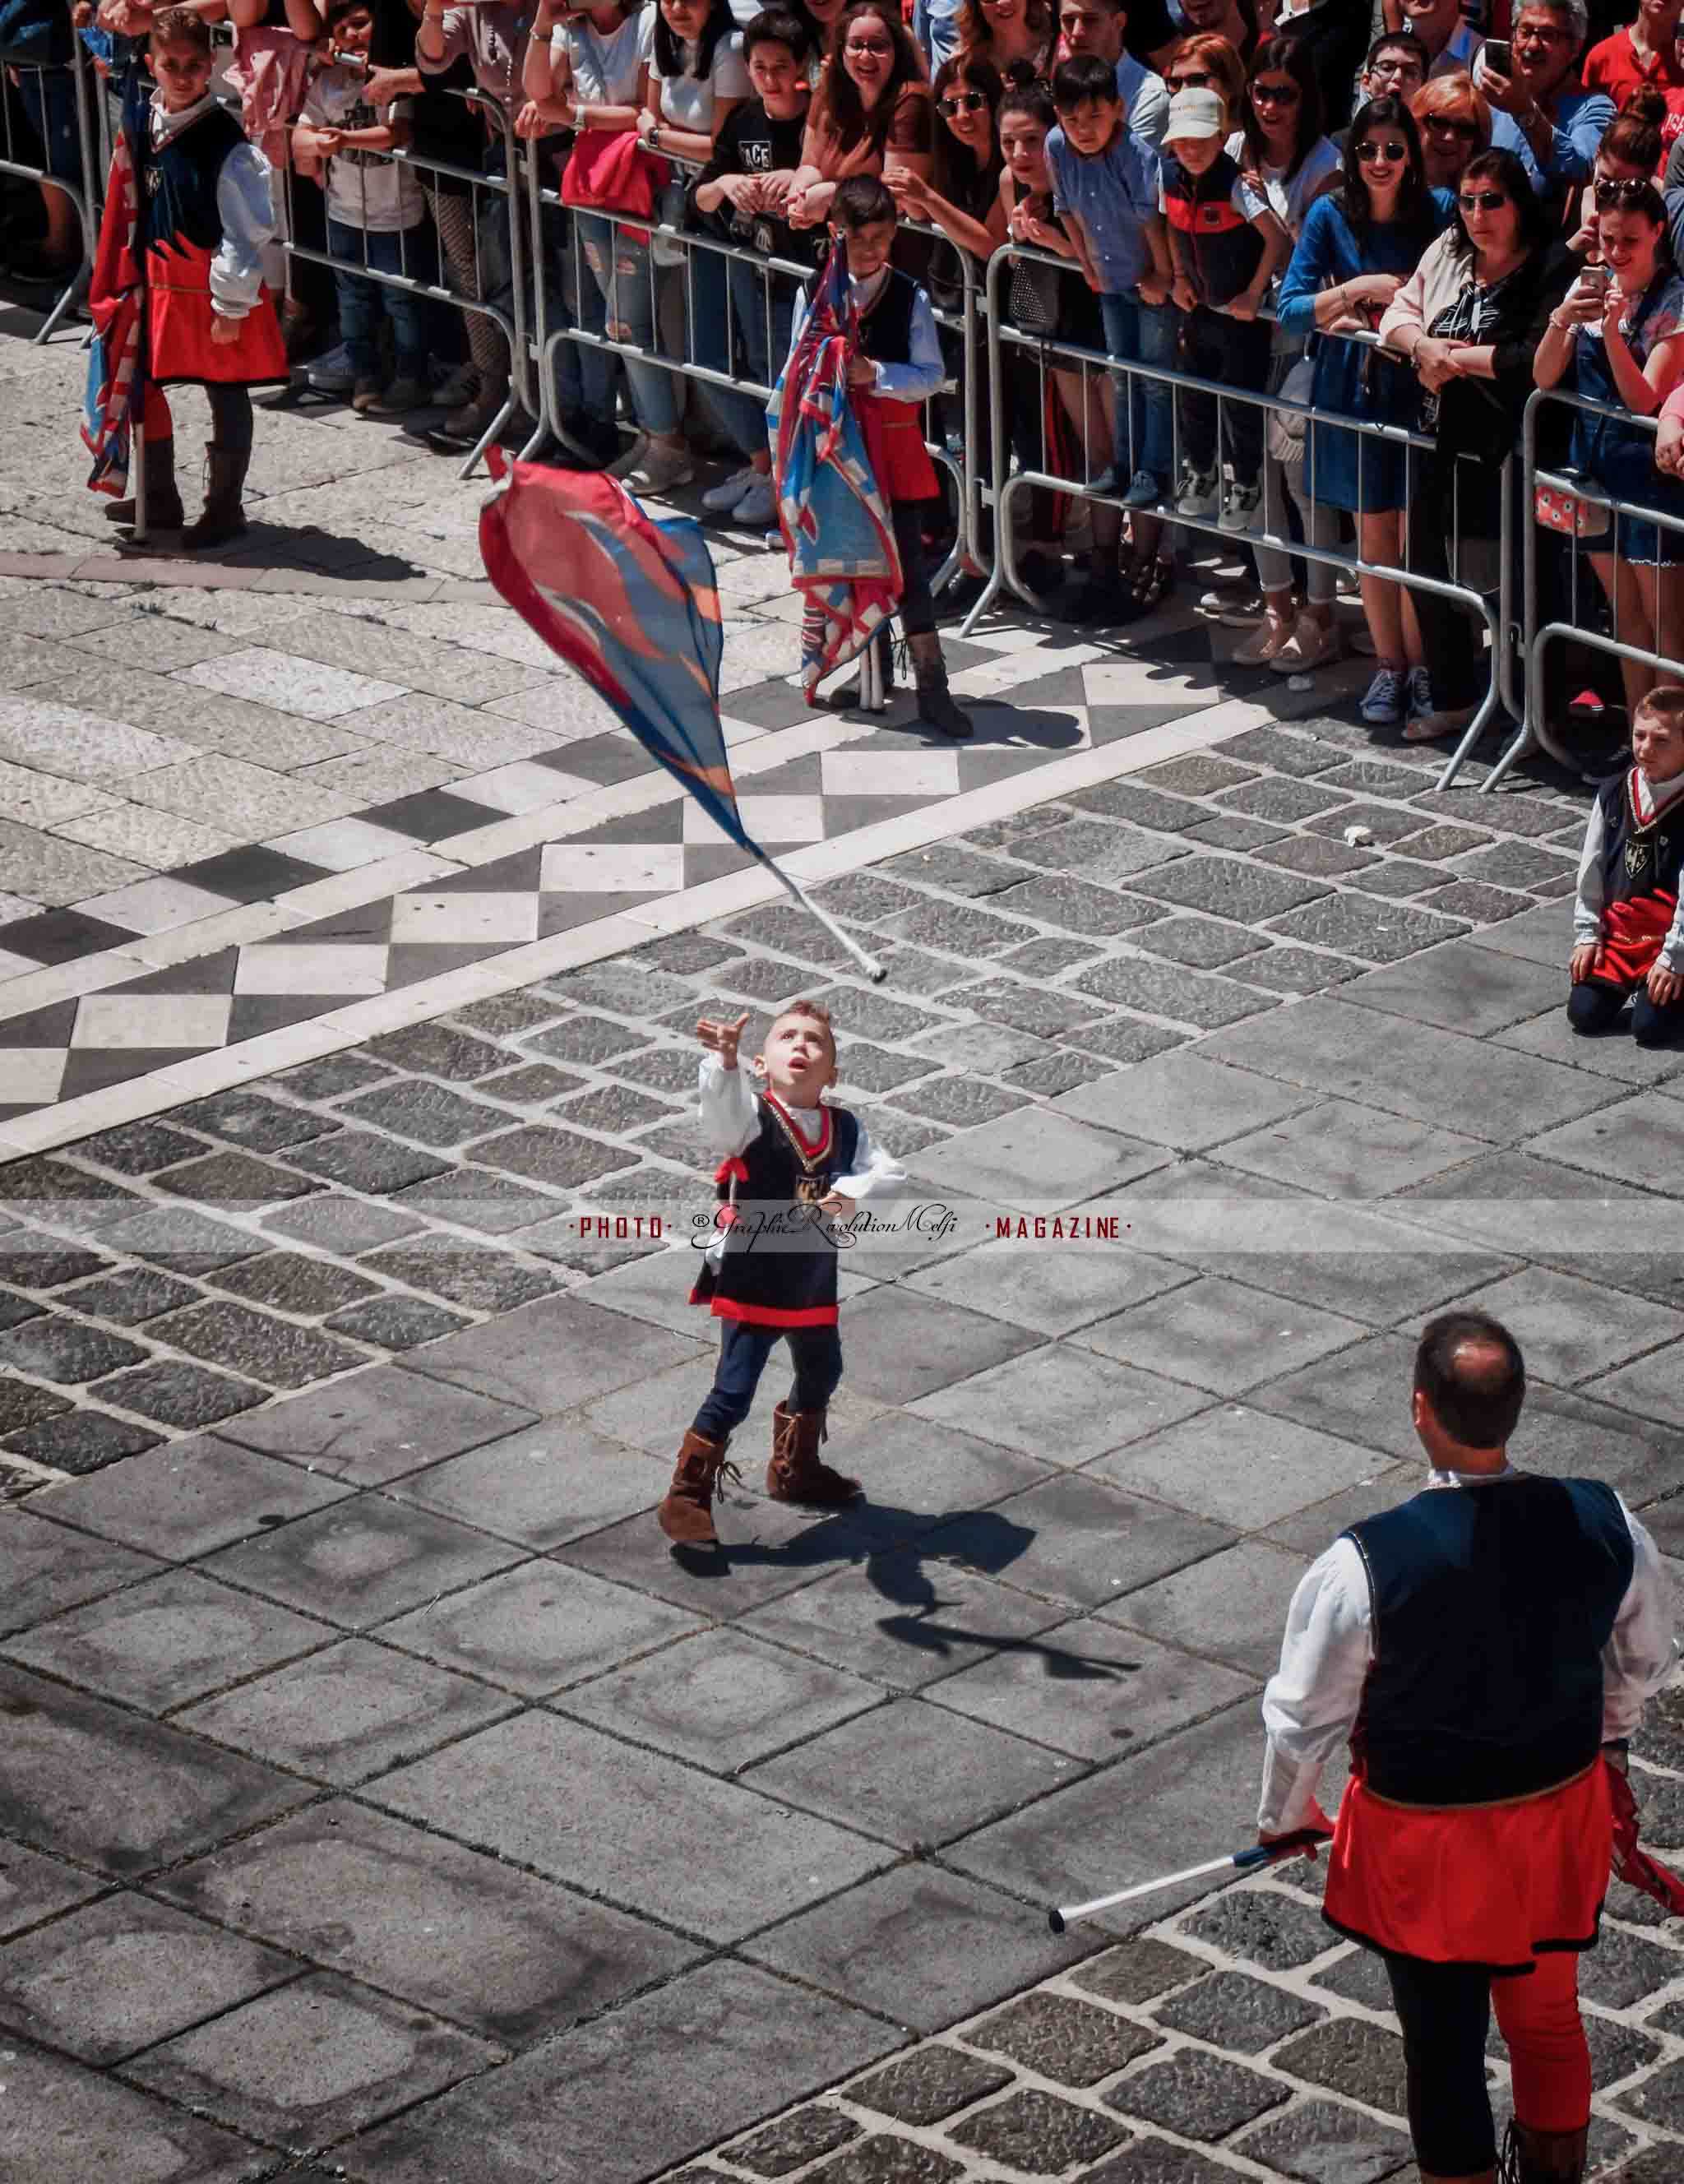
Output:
top-left (1627, 833), bottom-right (1654, 879)
top-left (145, 167), bottom-right (163, 195)
top-left (793, 1173), bottom-right (826, 1205)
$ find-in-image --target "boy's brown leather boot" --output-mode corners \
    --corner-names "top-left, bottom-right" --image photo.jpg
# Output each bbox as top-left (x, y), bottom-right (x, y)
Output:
top-left (767, 1401), bottom-right (861, 1506)
top-left (1500, 2120), bottom-right (1587, 2182)
top-left (658, 1430), bottom-right (738, 1546)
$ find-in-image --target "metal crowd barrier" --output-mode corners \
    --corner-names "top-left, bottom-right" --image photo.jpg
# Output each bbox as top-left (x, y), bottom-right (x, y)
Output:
top-left (1, 38), bottom-right (99, 340)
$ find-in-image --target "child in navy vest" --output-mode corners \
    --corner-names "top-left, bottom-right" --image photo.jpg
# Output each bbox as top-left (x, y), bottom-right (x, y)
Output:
top-left (1159, 86), bottom-right (1288, 532)
top-left (1569, 686), bottom-right (1684, 1047)
top-left (659, 999), bottom-right (904, 1548)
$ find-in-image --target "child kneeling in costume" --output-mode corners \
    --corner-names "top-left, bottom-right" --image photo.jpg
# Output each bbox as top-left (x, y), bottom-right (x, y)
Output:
top-left (97, 7), bottom-right (287, 548)
top-left (659, 1000), bottom-right (904, 1548)
top-left (1569, 687), bottom-right (1684, 1049)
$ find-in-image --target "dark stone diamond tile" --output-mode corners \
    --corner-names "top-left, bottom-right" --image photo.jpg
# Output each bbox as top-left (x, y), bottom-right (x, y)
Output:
top-left (92, 1361), bottom-right (267, 1431)
top-left (1455, 840), bottom-right (1578, 891)
top-left (951, 2086), bottom-right (1129, 2170)
top-left (1140, 754), bottom-right (1258, 795)
top-left (323, 1295), bottom-right (468, 1349)
top-left (848, 2048), bottom-right (1013, 2127)
top-left (1012, 817), bottom-right (1190, 886)
top-left (1106, 2052), bottom-right (1293, 2145)
top-left (1239, 947), bottom-right (1360, 993)
top-left (807, 2136), bottom-right (962, 2182)
top-left (729, 2108), bottom-right (863, 2176)
top-left (155, 1150), bottom-right (319, 1204)
top-left (1132, 854), bottom-right (1327, 923)
top-left (360, 1242), bottom-right (565, 1314)
top-left (886, 1075), bottom-right (1031, 1127)
top-left (539, 962), bottom-right (701, 1016)
top-left (285, 1131), bottom-right (451, 1196)
top-left (1182, 1889), bottom-right (1336, 1970)
top-left (1316, 759), bottom-right (1428, 798)
top-left (275, 1052), bottom-right (395, 1100)
top-left (0, 1316), bottom-right (147, 1385)
top-left (1071, 957), bottom-right (1276, 1030)
top-left (207, 1252), bottom-right (379, 1316)
top-left (1003, 1049), bottom-right (1118, 1096)
top-left (1275, 2019), bottom-right (1407, 2114)
top-left (170, 1090), bottom-right (336, 1153)
top-left (1578, 1924), bottom-right (1684, 2010)
top-left (0, 908), bottom-right (139, 965)
top-left (0, 1158), bottom-right (139, 1228)
top-left (808, 985), bottom-right (947, 1043)
top-left (201, 1497), bottom-right (520, 1629)
top-left (466, 1125), bottom-right (639, 1188)
top-left (724, 901), bottom-right (857, 965)
top-left (338, 1080), bottom-right (511, 1146)
top-left (262, 1195), bottom-right (426, 1256)
top-left (936, 976), bottom-right (1103, 1041)
top-left (1421, 878), bottom-right (1537, 923)
top-left (1062, 1019), bottom-right (1191, 1067)
top-left (146, 1302), bottom-right (363, 1392)
top-left (990, 875), bottom-right (1159, 935)
top-left (1257, 833), bottom-right (1379, 877)
top-left (479, 1061), bottom-right (586, 1104)
top-left (57, 1268), bottom-right (200, 1326)
top-left (1084, 2144), bottom-right (1247, 2182)
top-left (1067, 780), bottom-right (1210, 830)
top-left (1235, 2096), bottom-right (1413, 2182)
top-left (0, 1290), bottom-right (42, 1331)
top-left (1131, 916), bottom-right (1266, 969)
top-left (1000, 936), bottom-right (1103, 978)
top-left (0, 1238), bottom-right (111, 1290)
top-left (1399, 821), bottom-right (1495, 860)
top-left (969, 1992), bottom-right (1162, 2086)
top-left (878, 897), bottom-right (1040, 959)
top-left (1073, 1941), bottom-right (1210, 2006)
top-left (74, 1121), bottom-right (203, 1176)
top-left (1216, 776), bottom-right (1350, 822)
top-left (1308, 1946), bottom-right (1395, 2011)
top-left (1300, 800), bottom-right (1424, 846)
top-left (1265, 893), bottom-right (1467, 964)
top-left (356, 789), bottom-right (502, 841)
top-left (1221, 728), bottom-right (1351, 775)
top-left (1351, 857), bottom-right (1455, 899)
top-left (1184, 813), bottom-right (1291, 851)
top-left (1152, 1969), bottom-right (1326, 2053)
top-left (1575, 2014), bottom-right (1662, 2094)
top-left (361, 1023), bottom-right (509, 1080)
top-left (0, 1660), bottom-right (307, 1878)
top-left (3, 1408), bottom-right (162, 1473)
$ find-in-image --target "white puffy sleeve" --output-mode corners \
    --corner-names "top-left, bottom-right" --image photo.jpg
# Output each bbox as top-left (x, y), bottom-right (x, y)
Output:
top-left (696, 1054), bottom-right (760, 1159)
top-left (210, 141), bottom-right (277, 317)
top-left (1258, 1536), bottom-right (1372, 1834)
top-left (1604, 1502), bottom-right (1679, 1742)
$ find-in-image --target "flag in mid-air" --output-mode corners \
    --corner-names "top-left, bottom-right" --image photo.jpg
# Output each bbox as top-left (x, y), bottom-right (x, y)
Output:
top-left (768, 249), bottom-right (900, 701)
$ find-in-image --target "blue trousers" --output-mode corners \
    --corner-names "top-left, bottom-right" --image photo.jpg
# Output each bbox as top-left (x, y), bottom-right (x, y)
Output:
top-left (691, 1319), bottom-right (844, 1441)
top-left (327, 219), bottom-right (432, 377)
top-left (1567, 978), bottom-right (1684, 1047)
top-left (1098, 289), bottom-right (1176, 486)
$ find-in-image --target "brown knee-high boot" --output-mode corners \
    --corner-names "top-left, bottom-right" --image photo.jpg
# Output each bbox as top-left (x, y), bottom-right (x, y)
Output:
top-left (1499, 2120), bottom-right (1587, 2182)
top-left (658, 1429), bottom-right (739, 1546)
top-left (180, 445), bottom-right (251, 552)
top-left (766, 1401), bottom-right (861, 1506)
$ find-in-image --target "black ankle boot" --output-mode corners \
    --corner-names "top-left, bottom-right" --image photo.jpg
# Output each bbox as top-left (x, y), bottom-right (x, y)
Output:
top-left (105, 435), bottom-right (184, 530)
top-left (910, 636), bottom-right (971, 739)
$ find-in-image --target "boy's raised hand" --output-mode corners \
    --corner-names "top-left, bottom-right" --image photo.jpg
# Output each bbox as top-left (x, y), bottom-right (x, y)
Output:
top-left (697, 1011), bottom-right (752, 1070)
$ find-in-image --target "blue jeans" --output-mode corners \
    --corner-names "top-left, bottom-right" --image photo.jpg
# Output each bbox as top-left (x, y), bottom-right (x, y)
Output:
top-left (574, 209), bottom-right (678, 436)
top-left (691, 1320), bottom-right (844, 1441)
top-left (328, 219), bottom-right (432, 377)
top-left (688, 243), bottom-right (796, 459)
top-left (1098, 290), bottom-right (1175, 485)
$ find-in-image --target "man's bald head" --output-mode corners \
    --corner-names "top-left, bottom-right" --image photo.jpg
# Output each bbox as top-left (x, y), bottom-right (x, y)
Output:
top-left (1413, 1312), bottom-right (1527, 1453)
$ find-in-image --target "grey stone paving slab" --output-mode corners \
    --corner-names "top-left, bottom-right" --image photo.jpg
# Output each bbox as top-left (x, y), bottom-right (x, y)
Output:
top-left (217, 1363), bottom-right (534, 1484)
top-left (1216, 1095), bottom-right (1485, 1201)
top-left (557, 1626), bottom-right (884, 1774)
top-left (26, 1434), bottom-right (353, 1557)
top-left (910, 1108), bottom-right (1168, 1214)
top-left (1101, 1410), bottom-right (1402, 1534)
top-left (745, 1697), bottom-right (1080, 1850)
top-left (0, 2038), bottom-right (269, 2184)
top-left (1233, 2096), bottom-right (1413, 2183)
top-left (746, 1863), bottom-right (1094, 2035)
top-left (342, 1958), bottom-right (902, 2184)
top-left (158, 1798), bottom-right (697, 2046)
top-left (0, 1511), bottom-right (164, 1636)
top-left (925, 1471), bottom-right (1233, 1613)
top-left (383, 1418), bottom-right (671, 1547)
top-left (0, 1892), bottom-right (296, 2064)
top-left (1098, 1539), bottom-right (1310, 1679)
top-left (201, 1496), bottom-right (524, 1630)
top-left (1075, 1277), bottom-right (1367, 1400)
top-left (123, 1968), bottom-right (503, 2149)
top-left (930, 1617), bottom-right (1256, 1761)
top-left (904, 1242), bottom-right (1198, 1340)
top-left (1413, 1266), bottom-right (1684, 1388)
top-left (1585, 1344), bottom-right (1684, 1433)
top-left (1053, 1052), bottom-right (1314, 1155)
top-left (401, 1291), bottom-right (706, 1416)
top-left (0, 1840), bottom-right (106, 1936)
top-left (90, 1359), bottom-right (269, 1432)
top-left (835, 1289), bottom-right (1045, 1408)
top-left (849, 2045), bottom-right (1014, 2126)
top-left (1150, 1968), bottom-right (1326, 2053)
top-left (1, 1567), bottom-right (334, 1713)
top-left (1105, 2048), bottom-right (1289, 2140)
top-left (1338, 938), bottom-right (1566, 1035)
top-left (0, 1660), bottom-right (308, 1879)
top-left (816, 1413), bottom-right (1057, 1537)
top-left (913, 1346), bottom-right (1210, 1467)
top-left (950, 2084), bottom-right (1131, 2169)
top-left (1529, 1091), bottom-right (1684, 1201)
top-left (178, 1636), bottom-right (516, 1783)
top-left (1250, 1333), bottom-right (1421, 1464)
top-left (1264, 892), bottom-right (1465, 964)
top-left (969, 1988), bottom-right (1164, 2085)
top-left (369, 1709), bottom-right (894, 1943)
top-left (558, 1498), bottom-right (874, 1620)
top-left (379, 1558), bottom-right (701, 1697)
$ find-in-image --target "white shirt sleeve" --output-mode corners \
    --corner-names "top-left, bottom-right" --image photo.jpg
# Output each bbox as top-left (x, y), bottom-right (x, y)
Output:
top-left (1604, 1501), bottom-right (1679, 1740)
top-left (695, 1054), bottom-right (760, 1158)
top-left (1574, 795), bottom-right (1607, 951)
top-left (871, 282), bottom-right (944, 403)
top-left (210, 141), bottom-right (277, 317)
top-left (1258, 1537), bottom-right (1372, 1834)
top-left (829, 1120), bottom-right (905, 1202)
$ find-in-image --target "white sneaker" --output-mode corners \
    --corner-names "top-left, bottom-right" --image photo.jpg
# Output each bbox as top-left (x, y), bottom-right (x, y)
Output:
top-left (624, 440), bottom-right (696, 496)
top-left (304, 340), bottom-right (355, 393)
top-left (703, 463), bottom-right (760, 513)
top-left (730, 475), bottom-right (777, 526)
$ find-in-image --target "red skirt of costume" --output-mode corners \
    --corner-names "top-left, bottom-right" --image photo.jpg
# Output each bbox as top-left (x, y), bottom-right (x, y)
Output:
top-left (1325, 1757), bottom-right (1612, 1974)
top-left (1591, 892), bottom-right (1677, 993)
top-left (145, 240), bottom-right (287, 388)
top-left (856, 390), bottom-right (939, 503)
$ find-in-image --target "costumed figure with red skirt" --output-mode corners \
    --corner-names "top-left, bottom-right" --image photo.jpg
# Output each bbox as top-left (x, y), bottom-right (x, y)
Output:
top-left (1257, 1311), bottom-right (1677, 2184)
top-left (775, 172), bottom-right (972, 738)
top-left (1568, 687), bottom-right (1684, 1050)
top-left (658, 999), bottom-right (905, 1549)
top-left (85, 7), bottom-right (287, 550)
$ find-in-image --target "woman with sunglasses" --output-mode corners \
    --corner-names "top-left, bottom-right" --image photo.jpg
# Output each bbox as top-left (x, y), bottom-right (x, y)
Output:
top-left (787, 0), bottom-right (932, 227)
top-left (954, 0), bottom-right (1055, 87)
top-left (1161, 29), bottom-right (1245, 129)
top-left (1381, 150), bottom-right (1557, 739)
top-left (1409, 73), bottom-right (1492, 196)
top-left (1278, 95), bottom-right (1453, 727)
top-left (1571, 87), bottom-right (1668, 260)
top-left (1231, 30), bottom-right (1343, 669)
top-left (1536, 176), bottom-right (1684, 720)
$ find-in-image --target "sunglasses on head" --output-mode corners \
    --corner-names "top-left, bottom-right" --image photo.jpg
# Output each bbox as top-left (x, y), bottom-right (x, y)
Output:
top-left (1357, 138), bottom-right (1409, 163)
top-left (1251, 80), bottom-right (1299, 104)
top-left (1596, 177), bottom-right (1653, 206)
top-left (1458, 188), bottom-right (1508, 211)
top-left (938, 88), bottom-right (988, 113)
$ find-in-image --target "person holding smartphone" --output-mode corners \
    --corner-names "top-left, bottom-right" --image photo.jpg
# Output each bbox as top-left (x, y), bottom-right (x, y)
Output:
top-left (1481, 0), bottom-right (1614, 193)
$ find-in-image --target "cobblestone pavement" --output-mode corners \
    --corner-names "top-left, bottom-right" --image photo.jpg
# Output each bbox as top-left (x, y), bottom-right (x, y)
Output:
top-left (3, 311), bottom-right (1684, 2184)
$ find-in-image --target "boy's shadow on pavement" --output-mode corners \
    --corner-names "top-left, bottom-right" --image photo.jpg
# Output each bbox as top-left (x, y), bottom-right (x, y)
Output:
top-left (673, 1500), bottom-right (1128, 1684)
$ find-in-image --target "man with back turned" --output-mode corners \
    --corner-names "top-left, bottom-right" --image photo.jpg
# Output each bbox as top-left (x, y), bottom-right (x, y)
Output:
top-left (1257, 1312), bottom-right (1676, 2184)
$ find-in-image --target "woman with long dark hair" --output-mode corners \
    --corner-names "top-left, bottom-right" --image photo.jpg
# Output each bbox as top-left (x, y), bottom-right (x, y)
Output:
top-left (1277, 94), bottom-right (1454, 727)
top-left (1381, 149), bottom-right (1560, 739)
top-left (953, 0), bottom-right (1054, 83)
top-left (786, 0), bottom-right (932, 224)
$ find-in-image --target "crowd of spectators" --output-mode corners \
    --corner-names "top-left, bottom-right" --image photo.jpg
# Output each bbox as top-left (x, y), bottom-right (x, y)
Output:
top-left (4, 0), bottom-right (1684, 737)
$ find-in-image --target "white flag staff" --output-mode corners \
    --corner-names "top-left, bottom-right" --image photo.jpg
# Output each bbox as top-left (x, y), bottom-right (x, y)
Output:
top-left (1048, 1827), bottom-right (1333, 1934)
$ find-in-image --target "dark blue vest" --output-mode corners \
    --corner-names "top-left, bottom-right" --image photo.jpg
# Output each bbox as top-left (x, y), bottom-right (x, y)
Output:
top-left (138, 102), bottom-right (247, 261)
top-left (1596, 771), bottom-right (1684, 909)
top-left (1346, 1476), bottom-right (1633, 1807)
top-left (692, 1096), bottom-right (862, 1324)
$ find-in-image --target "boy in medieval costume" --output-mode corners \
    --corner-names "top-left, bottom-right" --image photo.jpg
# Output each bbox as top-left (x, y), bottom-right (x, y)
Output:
top-left (1569, 686), bottom-right (1684, 1048)
top-left (659, 999), bottom-right (904, 1548)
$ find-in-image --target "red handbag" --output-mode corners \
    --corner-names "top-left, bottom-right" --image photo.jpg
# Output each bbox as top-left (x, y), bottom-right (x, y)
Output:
top-left (1534, 481), bottom-right (1592, 535)
top-left (559, 128), bottom-right (668, 246)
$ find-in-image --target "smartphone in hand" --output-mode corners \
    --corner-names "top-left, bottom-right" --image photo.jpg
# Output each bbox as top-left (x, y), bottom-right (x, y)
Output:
top-left (1483, 38), bottom-right (1513, 77)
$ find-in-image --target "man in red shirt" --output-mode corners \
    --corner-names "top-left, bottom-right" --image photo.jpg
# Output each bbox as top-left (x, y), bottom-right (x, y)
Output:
top-left (1584, 0), bottom-right (1684, 108)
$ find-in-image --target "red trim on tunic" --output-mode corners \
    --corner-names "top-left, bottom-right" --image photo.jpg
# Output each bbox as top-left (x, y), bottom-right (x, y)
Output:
top-left (854, 391), bottom-right (940, 503)
top-left (1324, 1758), bottom-right (1612, 1972)
top-left (760, 1091), bottom-right (833, 1165)
top-left (706, 1296), bottom-right (840, 1328)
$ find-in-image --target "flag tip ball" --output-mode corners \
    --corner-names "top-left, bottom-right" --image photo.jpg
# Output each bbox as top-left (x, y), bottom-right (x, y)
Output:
top-left (1047, 1909), bottom-right (1066, 1935)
